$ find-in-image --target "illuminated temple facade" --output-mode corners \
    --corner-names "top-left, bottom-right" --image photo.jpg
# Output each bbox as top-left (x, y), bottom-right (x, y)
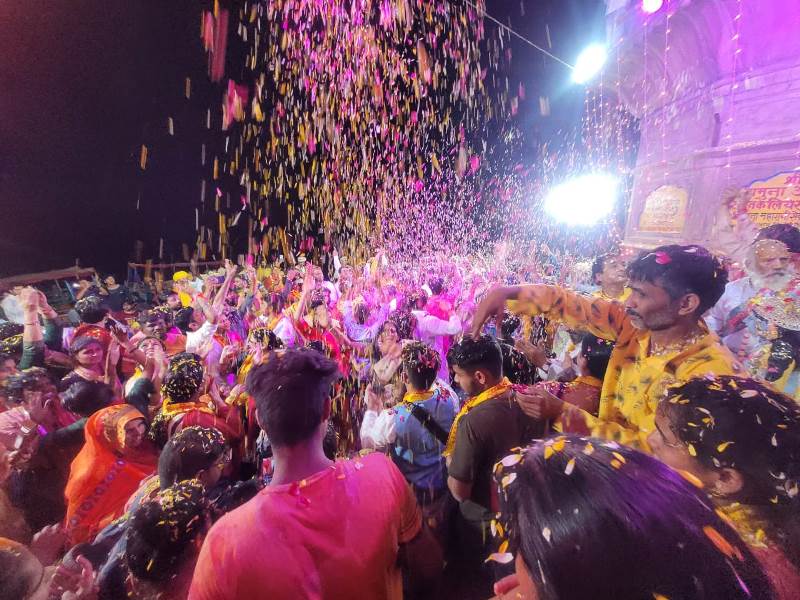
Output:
top-left (603, 0), bottom-right (800, 252)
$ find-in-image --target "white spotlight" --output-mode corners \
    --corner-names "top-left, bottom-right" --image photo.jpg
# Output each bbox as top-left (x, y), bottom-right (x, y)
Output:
top-left (572, 44), bottom-right (608, 84)
top-left (544, 173), bottom-right (619, 226)
top-left (642, 0), bottom-right (664, 14)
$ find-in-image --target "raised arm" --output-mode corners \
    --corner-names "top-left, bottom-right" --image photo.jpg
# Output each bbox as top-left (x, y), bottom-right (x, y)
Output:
top-left (19, 287), bottom-right (45, 369)
top-left (210, 260), bottom-right (238, 317)
top-left (471, 284), bottom-right (628, 342)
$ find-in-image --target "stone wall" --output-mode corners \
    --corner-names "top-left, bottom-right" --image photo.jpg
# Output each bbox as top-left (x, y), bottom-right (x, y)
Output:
top-left (603, 0), bottom-right (800, 253)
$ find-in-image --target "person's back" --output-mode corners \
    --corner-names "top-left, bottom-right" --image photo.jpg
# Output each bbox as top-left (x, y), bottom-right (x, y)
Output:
top-left (392, 386), bottom-right (457, 492)
top-left (190, 452), bottom-right (419, 600)
top-left (189, 348), bottom-right (440, 600)
top-left (391, 343), bottom-right (457, 496)
top-left (450, 395), bottom-right (543, 512)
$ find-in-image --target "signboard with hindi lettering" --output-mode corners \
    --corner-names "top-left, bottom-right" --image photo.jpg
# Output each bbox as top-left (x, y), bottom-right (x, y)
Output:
top-left (638, 185), bottom-right (688, 234)
top-left (746, 171), bottom-right (800, 227)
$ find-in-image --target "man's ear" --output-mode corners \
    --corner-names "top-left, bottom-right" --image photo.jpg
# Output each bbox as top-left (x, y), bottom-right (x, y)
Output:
top-left (711, 467), bottom-right (745, 498)
top-left (678, 293), bottom-right (701, 317)
top-left (474, 369), bottom-right (487, 386)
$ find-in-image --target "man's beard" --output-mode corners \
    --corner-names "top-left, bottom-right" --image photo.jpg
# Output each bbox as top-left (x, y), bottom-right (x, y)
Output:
top-left (751, 268), bottom-right (795, 292)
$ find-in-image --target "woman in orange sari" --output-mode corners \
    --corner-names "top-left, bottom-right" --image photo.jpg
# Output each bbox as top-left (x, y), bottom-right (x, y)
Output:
top-left (64, 404), bottom-right (157, 545)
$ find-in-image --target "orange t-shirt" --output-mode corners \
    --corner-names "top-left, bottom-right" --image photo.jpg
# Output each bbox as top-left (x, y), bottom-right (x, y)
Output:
top-left (189, 453), bottom-right (421, 600)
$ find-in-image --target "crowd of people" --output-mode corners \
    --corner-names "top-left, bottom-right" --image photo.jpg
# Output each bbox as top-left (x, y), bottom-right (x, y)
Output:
top-left (0, 219), bottom-right (799, 600)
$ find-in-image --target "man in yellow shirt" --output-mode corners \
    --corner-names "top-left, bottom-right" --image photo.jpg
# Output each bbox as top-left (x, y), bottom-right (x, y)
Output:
top-left (471, 244), bottom-right (742, 451)
top-left (591, 250), bottom-right (631, 301)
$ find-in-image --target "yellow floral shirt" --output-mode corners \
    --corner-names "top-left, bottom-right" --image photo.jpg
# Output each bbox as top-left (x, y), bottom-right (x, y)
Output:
top-left (513, 285), bottom-right (741, 451)
top-left (592, 287), bottom-right (631, 302)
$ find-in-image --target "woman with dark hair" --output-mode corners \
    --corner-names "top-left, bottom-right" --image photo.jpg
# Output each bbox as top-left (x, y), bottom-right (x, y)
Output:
top-left (125, 480), bottom-right (210, 600)
top-left (61, 333), bottom-right (122, 398)
top-left (649, 376), bottom-right (800, 598)
top-left (64, 404), bottom-right (157, 545)
top-left (370, 320), bottom-right (403, 386)
top-left (67, 426), bottom-right (241, 600)
top-left (491, 435), bottom-right (774, 600)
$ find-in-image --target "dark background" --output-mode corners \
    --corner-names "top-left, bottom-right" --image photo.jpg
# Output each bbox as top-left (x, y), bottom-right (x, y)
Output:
top-left (0, 0), bottom-right (605, 278)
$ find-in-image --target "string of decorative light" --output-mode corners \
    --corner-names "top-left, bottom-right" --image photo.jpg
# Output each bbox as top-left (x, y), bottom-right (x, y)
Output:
top-left (460, 0), bottom-right (575, 70)
top-left (725, 0), bottom-right (744, 181)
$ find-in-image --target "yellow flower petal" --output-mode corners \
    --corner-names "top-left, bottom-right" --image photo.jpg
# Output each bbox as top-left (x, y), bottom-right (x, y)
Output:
top-left (716, 442), bottom-right (734, 453)
top-left (687, 444), bottom-right (697, 457)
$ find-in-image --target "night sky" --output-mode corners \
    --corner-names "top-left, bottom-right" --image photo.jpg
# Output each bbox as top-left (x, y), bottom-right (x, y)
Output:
top-left (0, 0), bottom-right (605, 278)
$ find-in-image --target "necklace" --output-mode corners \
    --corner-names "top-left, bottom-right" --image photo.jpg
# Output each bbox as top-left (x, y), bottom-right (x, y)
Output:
top-left (649, 330), bottom-right (705, 357)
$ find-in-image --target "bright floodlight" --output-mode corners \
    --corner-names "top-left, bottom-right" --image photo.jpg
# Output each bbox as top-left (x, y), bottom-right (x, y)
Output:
top-left (572, 44), bottom-right (607, 84)
top-left (544, 174), bottom-right (619, 226)
top-left (642, 0), bottom-right (664, 14)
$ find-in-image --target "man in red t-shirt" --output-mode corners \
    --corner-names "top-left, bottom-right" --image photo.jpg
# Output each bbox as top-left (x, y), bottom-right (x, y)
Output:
top-left (189, 349), bottom-right (442, 600)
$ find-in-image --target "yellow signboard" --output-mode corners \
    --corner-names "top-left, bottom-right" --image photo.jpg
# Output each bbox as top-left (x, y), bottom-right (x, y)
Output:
top-left (746, 171), bottom-right (800, 227)
top-left (638, 185), bottom-right (688, 233)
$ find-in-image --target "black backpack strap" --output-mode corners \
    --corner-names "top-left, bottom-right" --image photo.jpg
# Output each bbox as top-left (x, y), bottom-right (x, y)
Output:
top-left (406, 402), bottom-right (450, 446)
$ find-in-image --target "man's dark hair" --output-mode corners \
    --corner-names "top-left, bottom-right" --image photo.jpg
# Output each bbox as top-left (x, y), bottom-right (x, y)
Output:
top-left (495, 436), bottom-right (774, 600)
top-left (428, 277), bottom-right (444, 296)
top-left (3, 367), bottom-right (53, 404)
top-left (246, 349), bottom-right (340, 448)
top-left (173, 307), bottom-right (195, 333)
top-left (126, 481), bottom-right (208, 582)
top-left (447, 335), bottom-right (503, 379)
top-left (62, 380), bottom-right (114, 417)
top-left (756, 224), bottom-right (800, 253)
top-left (401, 342), bottom-right (440, 391)
top-left (501, 343), bottom-right (536, 385)
top-left (158, 426), bottom-right (228, 489)
top-left (75, 296), bottom-right (108, 325)
top-left (627, 245), bottom-right (728, 315)
top-left (580, 334), bottom-right (614, 381)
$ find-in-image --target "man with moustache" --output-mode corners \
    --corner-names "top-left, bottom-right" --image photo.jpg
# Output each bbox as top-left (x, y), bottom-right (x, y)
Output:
top-left (471, 245), bottom-right (740, 452)
top-left (706, 235), bottom-right (798, 362)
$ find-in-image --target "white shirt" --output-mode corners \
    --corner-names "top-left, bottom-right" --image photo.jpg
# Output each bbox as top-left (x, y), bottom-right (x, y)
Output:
top-left (186, 321), bottom-right (219, 354)
top-left (412, 310), bottom-right (461, 379)
top-left (272, 315), bottom-right (297, 348)
top-left (705, 277), bottom-right (760, 357)
top-left (360, 406), bottom-right (396, 450)
top-left (360, 378), bottom-right (457, 450)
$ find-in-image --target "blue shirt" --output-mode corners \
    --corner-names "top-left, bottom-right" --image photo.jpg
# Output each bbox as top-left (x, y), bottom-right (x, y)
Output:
top-left (392, 387), bottom-right (458, 492)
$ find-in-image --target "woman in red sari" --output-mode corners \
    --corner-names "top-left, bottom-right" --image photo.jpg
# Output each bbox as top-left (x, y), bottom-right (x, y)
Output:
top-left (64, 404), bottom-right (157, 545)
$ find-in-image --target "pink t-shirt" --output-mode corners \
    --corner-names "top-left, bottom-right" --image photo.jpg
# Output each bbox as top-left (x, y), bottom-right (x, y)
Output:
top-left (189, 452), bottom-right (422, 600)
